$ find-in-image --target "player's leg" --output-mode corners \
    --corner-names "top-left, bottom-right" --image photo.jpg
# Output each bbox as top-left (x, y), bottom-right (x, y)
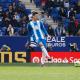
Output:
top-left (39, 41), bottom-right (50, 58)
top-left (41, 52), bottom-right (46, 65)
top-left (40, 39), bottom-right (50, 58)
top-left (39, 40), bottom-right (51, 65)
top-left (39, 41), bottom-right (52, 66)
top-left (36, 39), bottom-right (51, 65)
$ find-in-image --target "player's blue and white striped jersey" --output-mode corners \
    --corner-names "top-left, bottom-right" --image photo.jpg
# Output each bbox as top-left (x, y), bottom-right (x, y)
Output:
top-left (27, 20), bottom-right (48, 42)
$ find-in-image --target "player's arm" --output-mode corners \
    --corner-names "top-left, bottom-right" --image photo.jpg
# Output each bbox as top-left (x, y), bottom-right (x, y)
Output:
top-left (27, 23), bottom-right (33, 38)
top-left (40, 22), bottom-right (48, 36)
top-left (26, 23), bottom-right (33, 47)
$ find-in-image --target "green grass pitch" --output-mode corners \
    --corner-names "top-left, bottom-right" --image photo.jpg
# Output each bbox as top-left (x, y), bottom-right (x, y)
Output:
top-left (0, 63), bottom-right (80, 80)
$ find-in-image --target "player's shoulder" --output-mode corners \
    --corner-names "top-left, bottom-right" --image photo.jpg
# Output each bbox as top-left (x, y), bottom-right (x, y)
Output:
top-left (27, 21), bottom-right (32, 26)
top-left (37, 20), bottom-right (43, 25)
top-left (37, 20), bottom-right (42, 23)
top-left (28, 21), bottom-right (32, 24)
top-left (28, 21), bottom-right (35, 26)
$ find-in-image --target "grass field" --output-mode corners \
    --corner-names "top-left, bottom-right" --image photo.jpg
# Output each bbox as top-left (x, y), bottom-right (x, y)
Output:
top-left (0, 63), bottom-right (80, 80)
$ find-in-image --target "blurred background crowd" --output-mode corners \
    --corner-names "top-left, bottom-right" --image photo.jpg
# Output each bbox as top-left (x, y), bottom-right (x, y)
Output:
top-left (0, 0), bottom-right (80, 37)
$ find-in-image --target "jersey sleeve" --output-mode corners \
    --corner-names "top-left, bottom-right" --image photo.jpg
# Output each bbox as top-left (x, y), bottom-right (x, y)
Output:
top-left (40, 22), bottom-right (48, 36)
top-left (27, 23), bottom-right (33, 41)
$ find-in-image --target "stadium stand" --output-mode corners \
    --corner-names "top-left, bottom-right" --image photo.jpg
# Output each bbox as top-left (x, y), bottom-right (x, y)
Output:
top-left (33, 0), bottom-right (80, 36)
top-left (0, 0), bottom-right (31, 36)
top-left (0, 0), bottom-right (80, 36)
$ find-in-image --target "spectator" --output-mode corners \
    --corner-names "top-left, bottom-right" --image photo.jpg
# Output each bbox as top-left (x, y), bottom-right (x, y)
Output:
top-left (0, 44), bottom-right (11, 52)
top-left (13, 12), bottom-right (21, 22)
top-left (51, 7), bottom-right (59, 23)
top-left (64, 0), bottom-right (70, 9)
top-left (45, 0), bottom-right (54, 11)
top-left (59, 7), bottom-right (67, 21)
top-left (41, 0), bottom-right (47, 9)
top-left (8, 5), bottom-right (14, 20)
top-left (34, 0), bottom-right (41, 8)
top-left (69, 8), bottom-right (76, 19)
top-left (19, 27), bottom-right (27, 36)
top-left (12, 2), bottom-right (18, 12)
top-left (59, 0), bottom-right (64, 7)
top-left (13, 11), bottom-right (21, 27)
top-left (0, 0), bottom-right (80, 37)
top-left (63, 17), bottom-right (70, 31)
top-left (68, 16), bottom-right (78, 35)
top-left (3, 11), bottom-right (11, 27)
top-left (70, 43), bottom-right (79, 52)
top-left (7, 24), bottom-right (14, 36)
top-left (3, 5), bottom-right (14, 26)
top-left (0, 5), bottom-right (4, 27)
top-left (20, 16), bottom-right (29, 27)
top-left (54, 23), bottom-right (66, 36)
top-left (47, 25), bottom-right (54, 36)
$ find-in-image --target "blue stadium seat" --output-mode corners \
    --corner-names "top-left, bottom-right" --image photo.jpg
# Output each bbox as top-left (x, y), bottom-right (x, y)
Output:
top-left (75, 14), bottom-right (80, 19)
top-left (14, 27), bottom-right (20, 32)
top-left (63, 18), bottom-right (70, 31)
top-left (1, 27), bottom-right (7, 31)
top-left (25, 9), bottom-right (31, 15)
top-left (0, 0), bottom-right (19, 11)
top-left (0, 29), bottom-right (4, 36)
top-left (70, 0), bottom-right (78, 5)
top-left (0, 0), bottom-right (17, 3)
top-left (51, 8), bottom-right (59, 21)
top-left (1, 27), bottom-right (7, 35)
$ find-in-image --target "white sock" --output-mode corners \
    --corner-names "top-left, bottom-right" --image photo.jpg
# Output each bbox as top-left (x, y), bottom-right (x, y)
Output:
top-left (41, 57), bottom-right (45, 65)
top-left (41, 52), bottom-right (46, 65)
top-left (41, 46), bottom-right (50, 58)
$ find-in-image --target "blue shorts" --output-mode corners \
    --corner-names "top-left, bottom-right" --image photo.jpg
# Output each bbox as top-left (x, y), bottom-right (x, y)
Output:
top-left (35, 38), bottom-right (47, 48)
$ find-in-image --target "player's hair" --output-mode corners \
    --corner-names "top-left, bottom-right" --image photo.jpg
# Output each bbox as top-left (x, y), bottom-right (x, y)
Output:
top-left (32, 11), bottom-right (38, 16)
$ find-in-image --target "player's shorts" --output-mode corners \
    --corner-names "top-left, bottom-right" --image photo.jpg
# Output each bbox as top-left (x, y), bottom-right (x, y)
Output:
top-left (36, 38), bottom-right (47, 48)
top-left (30, 36), bottom-right (47, 47)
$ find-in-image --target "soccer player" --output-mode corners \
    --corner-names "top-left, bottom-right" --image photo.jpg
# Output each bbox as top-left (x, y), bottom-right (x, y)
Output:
top-left (27, 12), bottom-right (51, 66)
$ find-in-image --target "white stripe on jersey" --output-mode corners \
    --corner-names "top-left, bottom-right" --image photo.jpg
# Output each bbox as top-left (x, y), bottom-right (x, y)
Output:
top-left (30, 21), bottom-right (45, 40)
top-left (37, 21), bottom-right (44, 39)
top-left (30, 21), bottom-right (38, 40)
